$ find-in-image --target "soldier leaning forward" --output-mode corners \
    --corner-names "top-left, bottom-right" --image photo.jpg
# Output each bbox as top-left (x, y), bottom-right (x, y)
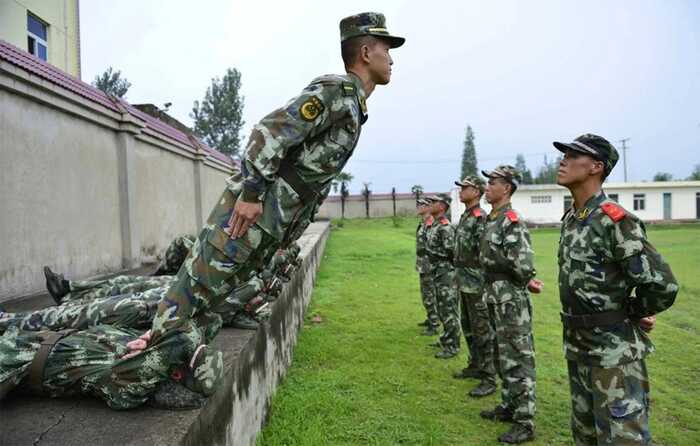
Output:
top-left (452, 175), bottom-right (497, 398)
top-left (425, 194), bottom-right (461, 359)
top-left (479, 165), bottom-right (541, 444)
top-left (554, 133), bottom-right (678, 446)
top-left (415, 198), bottom-right (440, 334)
top-left (135, 13), bottom-right (405, 351)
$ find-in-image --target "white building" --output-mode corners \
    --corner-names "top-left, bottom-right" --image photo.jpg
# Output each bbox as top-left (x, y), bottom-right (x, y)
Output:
top-left (451, 181), bottom-right (700, 224)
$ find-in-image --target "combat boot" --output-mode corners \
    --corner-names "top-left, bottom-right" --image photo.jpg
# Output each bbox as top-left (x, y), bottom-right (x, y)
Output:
top-left (480, 405), bottom-right (513, 422)
top-left (452, 363), bottom-right (480, 379)
top-left (43, 267), bottom-right (70, 304)
top-left (435, 347), bottom-right (458, 359)
top-left (231, 313), bottom-right (260, 330)
top-left (421, 326), bottom-right (439, 336)
top-left (468, 380), bottom-right (497, 398)
top-left (498, 424), bottom-right (535, 444)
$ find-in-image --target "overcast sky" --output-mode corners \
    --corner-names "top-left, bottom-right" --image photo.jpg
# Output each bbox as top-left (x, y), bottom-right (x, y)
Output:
top-left (81, 0), bottom-right (700, 194)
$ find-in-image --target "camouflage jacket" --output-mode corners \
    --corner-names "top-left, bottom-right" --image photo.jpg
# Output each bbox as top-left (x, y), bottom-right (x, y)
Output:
top-left (0, 324), bottom-right (204, 409)
top-left (154, 235), bottom-right (195, 275)
top-left (415, 217), bottom-right (431, 274)
top-left (558, 191), bottom-right (679, 367)
top-left (227, 73), bottom-right (367, 242)
top-left (425, 215), bottom-right (455, 277)
top-left (479, 203), bottom-right (536, 304)
top-left (454, 204), bottom-right (486, 294)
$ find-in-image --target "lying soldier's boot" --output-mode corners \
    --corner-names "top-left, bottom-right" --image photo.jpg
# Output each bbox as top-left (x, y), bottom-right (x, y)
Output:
top-left (469, 380), bottom-right (497, 398)
top-left (43, 266), bottom-right (69, 304)
top-left (417, 319), bottom-right (429, 327)
top-left (230, 312), bottom-right (260, 330)
top-left (498, 424), bottom-right (535, 444)
top-left (452, 364), bottom-right (481, 379)
top-left (421, 326), bottom-right (438, 336)
top-left (148, 380), bottom-right (207, 410)
top-left (480, 405), bottom-right (514, 422)
top-left (434, 348), bottom-right (458, 359)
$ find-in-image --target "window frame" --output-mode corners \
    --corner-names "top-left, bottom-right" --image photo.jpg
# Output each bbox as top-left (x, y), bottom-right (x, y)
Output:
top-left (27, 12), bottom-right (48, 61)
top-left (633, 193), bottom-right (646, 211)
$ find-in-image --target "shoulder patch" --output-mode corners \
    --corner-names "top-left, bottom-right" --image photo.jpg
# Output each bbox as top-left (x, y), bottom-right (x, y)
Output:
top-left (440, 217), bottom-right (450, 225)
top-left (299, 96), bottom-right (325, 122)
top-left (472, 208), bottom-right (483, 218)
top-left (505, 210), bottom-right (519, 223)
top-left (342, 82), bottom-right (357, 97)
top-left (600, 202), bottom-right (626, 222)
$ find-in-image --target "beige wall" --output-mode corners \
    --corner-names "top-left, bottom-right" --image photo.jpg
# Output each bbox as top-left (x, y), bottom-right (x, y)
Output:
top-left (316, 195), bottom-right (420, 219)
top-left (0, 59), bottom-right (234, 302)
top-left (0, 0), bottom-right (81, 77)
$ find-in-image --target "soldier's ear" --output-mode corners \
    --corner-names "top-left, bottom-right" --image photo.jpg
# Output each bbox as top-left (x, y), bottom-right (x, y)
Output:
top-left (590, 160), bottom-right (605, 177)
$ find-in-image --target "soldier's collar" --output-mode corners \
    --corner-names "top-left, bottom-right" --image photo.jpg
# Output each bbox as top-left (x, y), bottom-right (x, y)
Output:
top-left (346, 71), bottom-right (368, 122)
top-left (488, 201), bottom-right (511, 219)
top-left (572, 190), bottom-right (606, 221)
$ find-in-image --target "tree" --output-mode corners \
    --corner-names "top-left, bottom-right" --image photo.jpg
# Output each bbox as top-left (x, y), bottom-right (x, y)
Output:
top-left (411, 184), bottom-right (424, 203)
top-left (331, 172), bottom-right (353, 219)
top-left (93, 67), bottom-right (131, 98)
top-left (361, 182), bottom-right (372, 218)
top-left (653, 172), bottom-right (673, 182)
top-left (191, 68), bottom-right (245, 156)
top-left (515, 154), bottom-right (534, 185)
top-left (687, 164), bottom-right (700, 181)
top-left (534, 155), bottom-right (561, 184)
top-left (460, 125), bottom-right (478, 179)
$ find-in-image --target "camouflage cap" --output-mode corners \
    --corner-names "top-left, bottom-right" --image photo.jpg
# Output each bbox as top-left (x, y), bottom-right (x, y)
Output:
top-left (184, 345), bottom-right (224, 396)
top-left (482, 165), bottom-right (523, 187)
top-left (553, 133), bottom-right (619, 175)
top-left (340, 12), bottom-right (405, 48)
top-left (426, 193), bottom-right (451, 208)
top-left (455, 175), bottom-right (486, 193)
top-left (416, 198), bottom-right (430, 206)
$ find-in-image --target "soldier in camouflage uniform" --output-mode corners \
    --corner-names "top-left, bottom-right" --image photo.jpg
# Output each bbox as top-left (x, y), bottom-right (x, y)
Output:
top-left (478, 165), bottom-right (543, 444)
top-left (425, 194), bottom-right (461, 359)
top-left (121, 13), bottom-right (404, 357)
top-left (452, 176), bottom-right (497, 398)
top-left (554, 134), bottom-right (679, 446)
top-left (415, 198), bottom-right (440, 335)
top-left (0, 321), bottom-right (223, 410)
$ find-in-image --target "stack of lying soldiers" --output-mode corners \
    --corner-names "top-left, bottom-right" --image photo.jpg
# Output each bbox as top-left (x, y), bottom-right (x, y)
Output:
top-left (415, 134), bottom-right (679, 445)
top-left (0, 236), bottom-right (302, 409)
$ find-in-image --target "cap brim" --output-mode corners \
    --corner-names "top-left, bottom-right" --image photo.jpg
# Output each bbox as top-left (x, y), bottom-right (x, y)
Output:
top-left (481, 170), bottom-right (494, 178)
top-left (376, 34), bottom-right (405, 48)
top-left (553, 141), bottom-right (599, 159)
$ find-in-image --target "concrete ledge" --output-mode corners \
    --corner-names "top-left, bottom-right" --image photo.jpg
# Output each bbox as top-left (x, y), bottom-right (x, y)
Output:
top-left (0, 221), bottom-right (330, 446)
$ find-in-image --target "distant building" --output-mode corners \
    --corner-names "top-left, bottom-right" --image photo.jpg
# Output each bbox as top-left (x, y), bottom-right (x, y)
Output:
top-left (451, 181), bottom-right (700, 224)
top-left (0, 0), bottom-right (81, 77)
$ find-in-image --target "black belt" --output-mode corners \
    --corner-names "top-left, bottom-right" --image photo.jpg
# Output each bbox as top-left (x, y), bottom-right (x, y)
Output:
top-left (454, 260), bottom-right (479, 268)
top-left (484, 272), bottom-right (511, 283)
top-left (28, 329), bottom-right (76, 394)
top-left (278, 158), bottom-right (321, 206)
top-left (560, 310), bottom-right (628, 329)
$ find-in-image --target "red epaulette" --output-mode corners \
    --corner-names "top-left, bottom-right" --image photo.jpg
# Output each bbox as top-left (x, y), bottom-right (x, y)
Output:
top-left (600, 202), bottom-right (626, 222)
top-left (425, 216), bottom-right (434, 226)
top-left (472, 208), bottom-right (483, 218)
top-left (505, 210), bottom-right (519, 223)
top-left (440, 216), bottom-right (450, 225)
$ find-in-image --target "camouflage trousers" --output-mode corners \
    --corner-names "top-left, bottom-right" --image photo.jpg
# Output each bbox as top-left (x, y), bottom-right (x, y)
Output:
top-left (431, 270), bottom-right (460, 351)
top-left (418, 273), bottom-right (440, 329)
top-left (488, 296), bottom-right (536, 428)
top-left (64, 275), bottom-right (175, 303)
top-left (458, 290), bottom-right (474, 360)
top-left (460, 291), bottom-right (496, 383)
top-left (568, 359), bottom-right (651, 446)
top-left (0, 288), bottom-right (167, 334)
top-left (151, 189), bottom-right (277, 340)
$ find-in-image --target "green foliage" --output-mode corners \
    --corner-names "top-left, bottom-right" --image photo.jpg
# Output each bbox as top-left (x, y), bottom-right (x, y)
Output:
top-left (92, 67), bottom-right (131, 98)
top-left (461, 125), bottom-right (478, 179)
top-left (534, 155), bottom-right (561, 184)
top-left (259, 219), bottom-right (700, 445)
top-left (191, 68), bottom-right (245, 156)
top-left (687, 164), bottom-right (700, 181)
top-left (653, 172), bottom-right (673, 182)
top-left (515, 154), bottom-right (534, 184)
top-left (411, 184), bottom-right (424, 203)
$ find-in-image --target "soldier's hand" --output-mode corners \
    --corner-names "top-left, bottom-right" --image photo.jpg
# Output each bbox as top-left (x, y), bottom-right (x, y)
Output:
top-left (123, 330), bottom-right (152, 359)
top-left (226, 200), bottom-right (263, 239)
top-left (527, 278), bottom-right (543, 294)
top-left (638, 315), bottom-right (656, 333)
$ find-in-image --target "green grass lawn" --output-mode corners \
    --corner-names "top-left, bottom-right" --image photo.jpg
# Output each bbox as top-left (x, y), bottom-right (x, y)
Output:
top-left (258, 218), bottom-right (700, 445)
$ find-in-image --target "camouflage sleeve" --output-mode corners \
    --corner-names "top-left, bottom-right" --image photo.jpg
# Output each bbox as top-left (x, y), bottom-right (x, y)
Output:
top-left (612, 217), bottom-right (679, 318)
top-left (442, 225), bottom-right (455, 261)
top-left (240, 80), bottom-right (345, 203)
top-left (503, 221), bottom-right (536, 285)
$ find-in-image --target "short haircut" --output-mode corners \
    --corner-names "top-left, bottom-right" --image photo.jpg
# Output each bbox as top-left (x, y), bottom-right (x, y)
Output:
top-left (341, 36), bottom-right (378, 67)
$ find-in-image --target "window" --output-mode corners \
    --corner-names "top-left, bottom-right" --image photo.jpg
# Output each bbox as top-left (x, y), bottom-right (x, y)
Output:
top-left (531, 195), bottom-right (552, 204)
top-left (27, 13), bottom-right (48, 61)
top-left (564, 195), bottom-right (573, 214)
top-left (633, 194), bottom-right (645, 211)
top-left (608, 193), bottom-right (619, 202)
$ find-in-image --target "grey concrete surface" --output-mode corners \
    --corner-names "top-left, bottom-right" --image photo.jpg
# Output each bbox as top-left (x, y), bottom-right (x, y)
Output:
top-left (0, 222), bottom-right (330, 446)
